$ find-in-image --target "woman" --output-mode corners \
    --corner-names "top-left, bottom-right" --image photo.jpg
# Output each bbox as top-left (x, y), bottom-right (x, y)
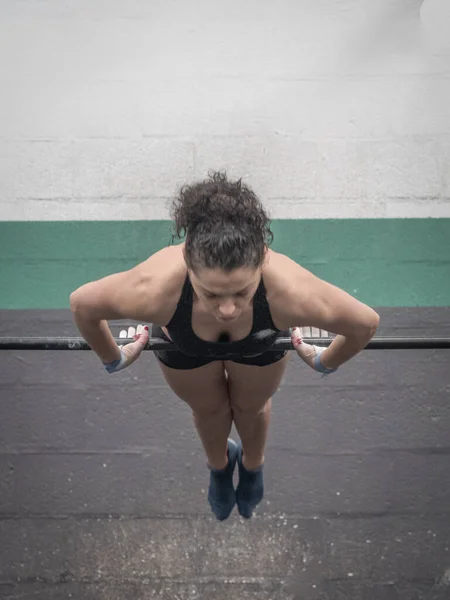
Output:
top-left (70, 171), bottom-right (379, 521)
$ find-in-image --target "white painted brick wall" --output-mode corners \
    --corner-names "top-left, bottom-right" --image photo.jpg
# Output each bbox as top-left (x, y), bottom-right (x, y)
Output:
top-left (0, 0), bottom-right (449, 220)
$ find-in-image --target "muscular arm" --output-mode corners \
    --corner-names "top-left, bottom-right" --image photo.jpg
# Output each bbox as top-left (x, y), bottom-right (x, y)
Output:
top-left (71, 268), bottom-right (152, 363)
top-left (297, 279), bottom-right (380, 369)
top-left (269, 253), bottom-right (380, 370)
top-left (70, 263), bottom-right (163, 363)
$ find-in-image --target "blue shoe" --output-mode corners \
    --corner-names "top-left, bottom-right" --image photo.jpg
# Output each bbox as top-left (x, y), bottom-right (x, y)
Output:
top-left (236, 443), bottom-right (264, 519)
top-left (207, 439), bottom-right (238, 521)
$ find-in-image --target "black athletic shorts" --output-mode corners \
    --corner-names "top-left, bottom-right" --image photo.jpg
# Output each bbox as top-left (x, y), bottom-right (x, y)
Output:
top-left (151, 324), bottom-right (289, 370)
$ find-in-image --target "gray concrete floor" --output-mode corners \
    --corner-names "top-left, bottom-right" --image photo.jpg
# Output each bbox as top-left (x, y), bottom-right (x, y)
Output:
top-left (1, 308), bottom-right (450, 600)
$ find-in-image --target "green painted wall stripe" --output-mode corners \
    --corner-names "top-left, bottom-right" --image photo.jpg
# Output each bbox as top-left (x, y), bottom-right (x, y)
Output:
top-left (1, 219), bottom-right (449, 309)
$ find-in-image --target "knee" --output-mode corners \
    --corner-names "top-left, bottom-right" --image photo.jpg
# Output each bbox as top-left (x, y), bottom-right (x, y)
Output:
top-left (231, 397), bottom-right (272, 416)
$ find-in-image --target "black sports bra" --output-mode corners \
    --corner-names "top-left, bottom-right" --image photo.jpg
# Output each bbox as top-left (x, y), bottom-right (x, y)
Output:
top-left (165, 274), bottom-right (282, 359)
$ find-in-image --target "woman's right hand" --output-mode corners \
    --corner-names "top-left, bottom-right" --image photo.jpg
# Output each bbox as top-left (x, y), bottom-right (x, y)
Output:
top-left (104, 324), bottom-right (149, 373)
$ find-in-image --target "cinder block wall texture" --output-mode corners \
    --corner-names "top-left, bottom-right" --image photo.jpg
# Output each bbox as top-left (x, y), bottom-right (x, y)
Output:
top-left (0, 0), bottom-right (449, 220)
top-left (0, 0), bottom-right (449, 309)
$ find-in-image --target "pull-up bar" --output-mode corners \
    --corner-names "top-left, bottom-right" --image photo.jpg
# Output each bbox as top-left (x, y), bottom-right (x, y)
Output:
top-left (0, 337), bottom-right (449, 350)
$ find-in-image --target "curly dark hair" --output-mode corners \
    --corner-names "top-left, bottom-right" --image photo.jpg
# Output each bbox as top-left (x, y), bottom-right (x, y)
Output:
top-left (170, 170), bottom-right (273, 272)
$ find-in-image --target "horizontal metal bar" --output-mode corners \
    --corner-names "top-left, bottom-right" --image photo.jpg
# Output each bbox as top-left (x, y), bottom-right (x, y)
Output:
top-left (0, 337), bottom-right (449, 350)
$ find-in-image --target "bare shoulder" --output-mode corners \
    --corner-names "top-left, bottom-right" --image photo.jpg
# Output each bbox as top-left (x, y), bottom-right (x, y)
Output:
top-left (135, 244), bottom-right (185, 285)
top-left (71, 244), bottom-right (187, 325)
top-left (262, 250), bottom-right (315, 328)
top-left (262, 249), bottom-right (379, 334)
top-left (131, 244), bottom-right (187, 324)
top-left (263, 249), bottom-right (313, 289)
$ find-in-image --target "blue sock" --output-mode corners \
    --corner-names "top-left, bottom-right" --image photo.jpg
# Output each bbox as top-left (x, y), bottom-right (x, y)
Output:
top-left (207, 439), bottom-right (238, 521)
top-left (236, 443), bottom-right (264, 519)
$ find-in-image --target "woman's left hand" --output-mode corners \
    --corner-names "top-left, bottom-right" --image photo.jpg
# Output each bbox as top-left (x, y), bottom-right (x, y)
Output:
top-left (290, 326), bottom-right (327, 371)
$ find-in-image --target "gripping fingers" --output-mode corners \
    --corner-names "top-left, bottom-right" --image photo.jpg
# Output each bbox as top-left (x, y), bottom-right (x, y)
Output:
top-left (119, 324), bottom-right (149, 357)
top-left (119, 325), bottom-right (148, 344)
top-left (120, 326), bottom-right (137, 338)
top-left (133, 324), bottom-right (149, 349)
top-left (104, 324), bottom-right (149, 373)
top-left (290, 327), bottom-right (320, 357)
top-left (290, 326), bottom-right (336, 375)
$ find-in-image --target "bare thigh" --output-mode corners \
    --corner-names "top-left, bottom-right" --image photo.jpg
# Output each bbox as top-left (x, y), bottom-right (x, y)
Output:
top-left (225, 353), bottom-right (290, 412)
top-left (156, 360), bottom-right (230, 415)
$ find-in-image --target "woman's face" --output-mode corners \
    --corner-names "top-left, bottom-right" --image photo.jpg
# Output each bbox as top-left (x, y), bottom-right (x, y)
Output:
top-left (189, 266), bottom-right (261, 323)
